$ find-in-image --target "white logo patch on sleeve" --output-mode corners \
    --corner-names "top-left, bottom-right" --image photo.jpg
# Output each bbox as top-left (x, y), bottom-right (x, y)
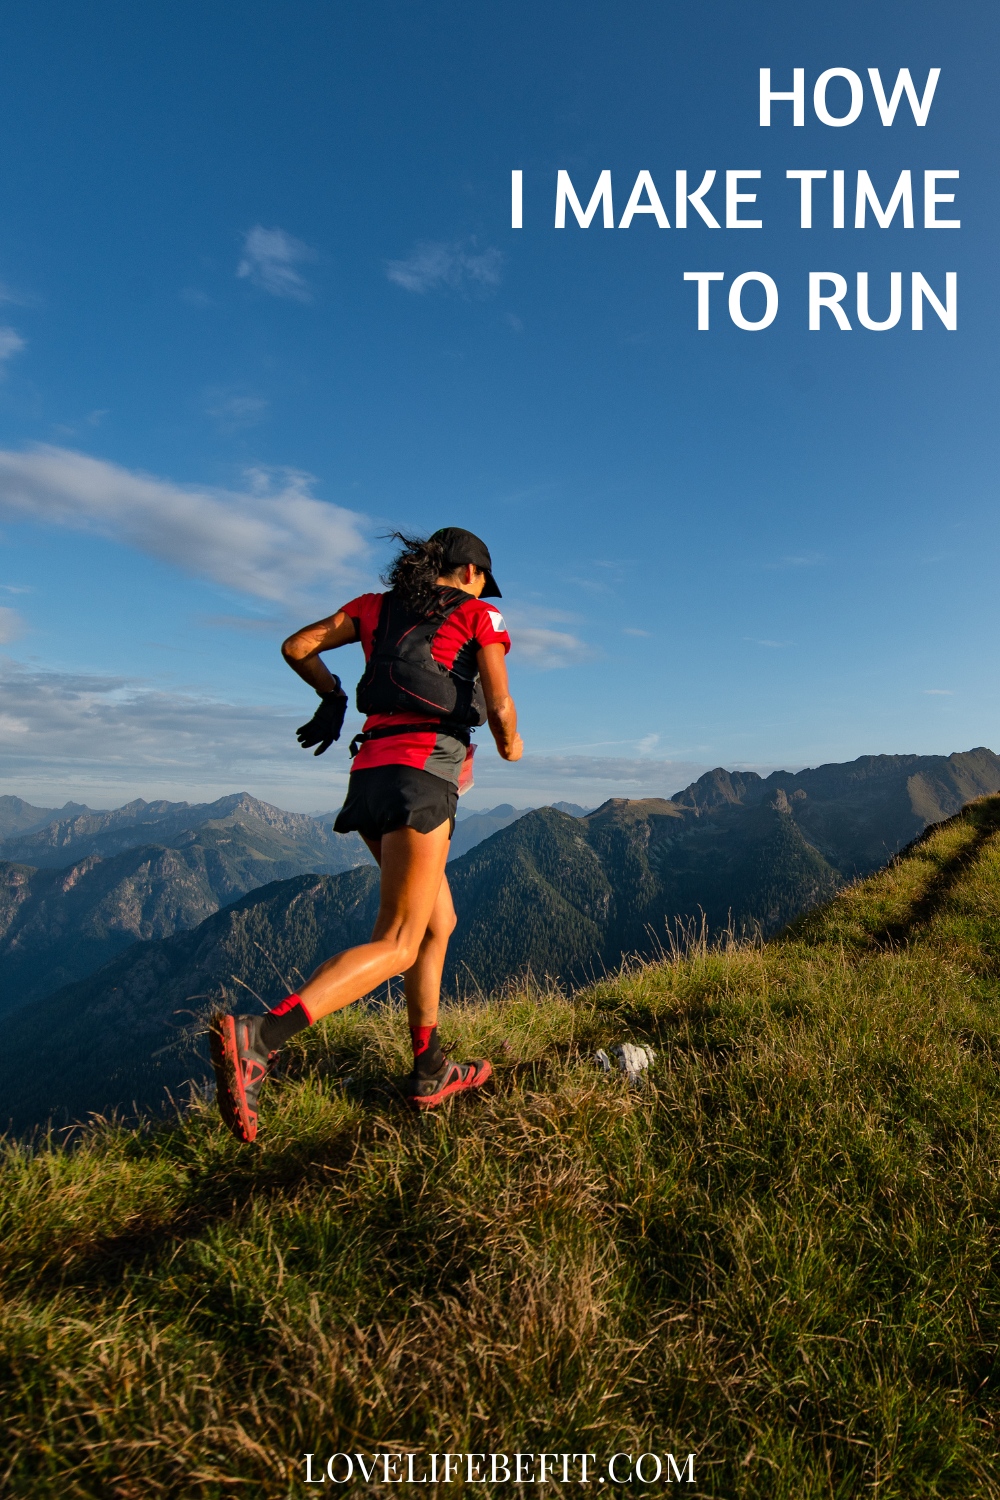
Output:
top-left (487, 610), bottom-right (506, 633)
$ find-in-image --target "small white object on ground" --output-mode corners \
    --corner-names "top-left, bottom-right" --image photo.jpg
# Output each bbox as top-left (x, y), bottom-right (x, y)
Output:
top-left (594, 1043), bottom-right (655, 1085)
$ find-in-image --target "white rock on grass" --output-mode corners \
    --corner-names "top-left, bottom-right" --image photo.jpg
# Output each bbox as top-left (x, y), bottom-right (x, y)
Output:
top-left (594, 1043), bottom-right (655, 1085)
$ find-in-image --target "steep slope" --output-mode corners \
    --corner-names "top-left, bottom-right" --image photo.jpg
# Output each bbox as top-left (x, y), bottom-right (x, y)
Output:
top-left (445, 791), bottom-right (846, 988)
top-left (598, 792), bottom-right (844, 955)
top-left (0, 847), bottom-right (226, 1010)
top-left (448, 803), bottom-right (535, 860)
top-left (318, 801), bottom-right (592, 863)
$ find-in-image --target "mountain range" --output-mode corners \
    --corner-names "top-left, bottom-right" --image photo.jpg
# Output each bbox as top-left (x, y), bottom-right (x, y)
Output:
top-left (0, 794), bottom-right (592, 1012)
top-left (0, 795), bottom-right (91, 840)
top-left (3, 747), bottom-right (999, 1132)
top-left (445, 747), bottom-right (1000, 987)
top-left (0, 794), bottom-right (372, 1012)
top-left (0, 791), bottom-right (371, 869)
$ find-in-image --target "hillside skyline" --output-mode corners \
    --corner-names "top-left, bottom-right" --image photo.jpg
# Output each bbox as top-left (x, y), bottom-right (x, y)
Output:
top-left (4, 737), bottom-right (995, 820)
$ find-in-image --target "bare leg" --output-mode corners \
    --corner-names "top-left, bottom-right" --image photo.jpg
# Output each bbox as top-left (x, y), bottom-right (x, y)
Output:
top-left (403, 875), bottom-right (457, 1027)
top-left (356, 836), bottom-right (457, 1028)
top-left (297, 822), bottom-right (451, 1022)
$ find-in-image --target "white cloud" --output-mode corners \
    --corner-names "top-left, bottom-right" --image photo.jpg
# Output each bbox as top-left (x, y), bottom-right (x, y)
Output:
top-left (0, 606), bottom-right (25, 643)
top-left (499, 604), bottom-right (596, 671)
top-left (385, 240), bottom-right (504, 295)
top-left (0, 657), bottom-right (651, 811)
top-left (636, 734), bottom-right (659, 755)
top-left (566, 573), bottom-right (615, 596)
top-left (744, 637), bottom-right (792, 649)
top-left (0, 657), bottom-right (713, 815)
top-left (0, 445), bottom-right (370, 607)
top-left (0, 327), bottom-right (25, 366)
top-left (0, 657), bottom-right (355, 800)
top-left (509, 626), bottom-right (596, 670)
top-left (622, 627), bottom-right (650, 637)
top-left (923, 689), bottom-right (954, 696)
top-left (50, 408), bottom-right (110, 440)
top-left (237, 225), bottom-right (317, 301)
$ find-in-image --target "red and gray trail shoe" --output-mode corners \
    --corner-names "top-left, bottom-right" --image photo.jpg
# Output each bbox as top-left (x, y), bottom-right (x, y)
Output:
top-left (403, 1056), bottom-right (492, 1110)
top-left (209, 1013), bottom-right (274, 1144)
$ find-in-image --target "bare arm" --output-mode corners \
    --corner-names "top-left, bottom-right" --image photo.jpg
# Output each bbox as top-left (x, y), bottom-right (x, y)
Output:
top-left (282, 611), bottom-right (358, 696)
top-left (477, 642), bottom-right (523, 762)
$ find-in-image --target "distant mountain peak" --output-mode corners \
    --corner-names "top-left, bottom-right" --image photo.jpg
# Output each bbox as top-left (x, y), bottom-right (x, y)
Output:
top-left (671, 767), bottom-right (764, 813)
top-left (586, 797), bottom-right (678, 824)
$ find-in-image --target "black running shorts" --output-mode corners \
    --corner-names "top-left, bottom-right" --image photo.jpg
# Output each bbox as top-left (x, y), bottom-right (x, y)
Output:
top-left (333, 765), bottom-right (457, 842)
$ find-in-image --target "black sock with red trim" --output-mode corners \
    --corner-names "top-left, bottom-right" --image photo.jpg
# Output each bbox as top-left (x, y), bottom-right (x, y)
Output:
top-left (410, 1024), bottom-right (445, 1078)
top-left (259, 994), bottom-right (314, 1052)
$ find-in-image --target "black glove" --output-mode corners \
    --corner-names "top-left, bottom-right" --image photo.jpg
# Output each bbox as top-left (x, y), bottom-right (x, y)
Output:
top-left (296, 680), bottom-right (348, 756)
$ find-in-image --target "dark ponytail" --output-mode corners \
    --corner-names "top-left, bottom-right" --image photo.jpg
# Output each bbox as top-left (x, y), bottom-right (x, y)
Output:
top-left (381, 531), bottom-right (449, 617)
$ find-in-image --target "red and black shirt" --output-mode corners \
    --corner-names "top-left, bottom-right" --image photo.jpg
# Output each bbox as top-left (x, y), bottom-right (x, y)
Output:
top-left (341, 591), bottom-right (511, 783)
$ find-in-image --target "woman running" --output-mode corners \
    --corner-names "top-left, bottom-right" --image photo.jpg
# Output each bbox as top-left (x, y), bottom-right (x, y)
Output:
top-left (210, 527), bottom-right (522, 1143)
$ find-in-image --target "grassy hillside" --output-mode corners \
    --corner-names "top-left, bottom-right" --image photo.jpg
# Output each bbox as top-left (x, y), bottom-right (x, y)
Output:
top-left (3, 795), bottom-right (1000, 1496)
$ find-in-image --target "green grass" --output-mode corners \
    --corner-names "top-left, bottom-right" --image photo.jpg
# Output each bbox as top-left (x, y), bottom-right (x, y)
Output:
top-left (4, 797), bottom-right (1000, 1497)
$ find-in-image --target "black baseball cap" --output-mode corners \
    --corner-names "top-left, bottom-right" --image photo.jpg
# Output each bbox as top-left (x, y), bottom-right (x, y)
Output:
top-left (430, 527), bottom-right (502, 598)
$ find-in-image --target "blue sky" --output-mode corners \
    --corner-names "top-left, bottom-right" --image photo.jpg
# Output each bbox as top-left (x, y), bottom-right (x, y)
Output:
top-left (0, 0), bottom-right (995, 811)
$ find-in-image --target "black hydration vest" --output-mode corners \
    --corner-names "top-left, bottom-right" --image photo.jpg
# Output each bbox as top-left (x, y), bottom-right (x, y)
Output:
top-left (355, 588), bottom-right (488, 729)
